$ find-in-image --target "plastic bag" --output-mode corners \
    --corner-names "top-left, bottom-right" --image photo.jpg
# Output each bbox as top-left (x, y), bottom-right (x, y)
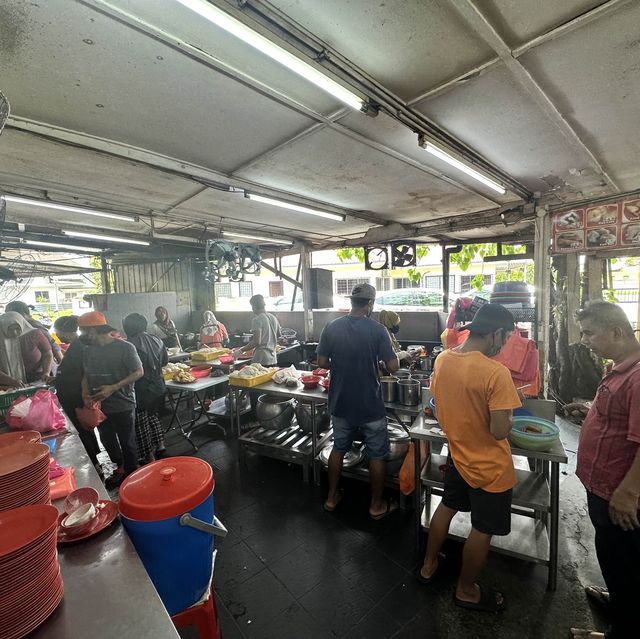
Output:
top-left (7, 389), bottom-right (67, 433)
top-left (75, 401), bottom-right (107, 430)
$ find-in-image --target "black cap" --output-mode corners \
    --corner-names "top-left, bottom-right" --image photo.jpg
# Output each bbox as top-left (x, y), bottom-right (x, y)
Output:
top-left (465, 303), bottom-right (515, 334)
top-left (348, 283), bottom-right (376, 300)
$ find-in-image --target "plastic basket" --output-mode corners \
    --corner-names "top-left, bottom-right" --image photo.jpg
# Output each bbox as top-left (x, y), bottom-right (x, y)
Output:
top-left (229, 370), bottom-right (277, 388)
top-left (0, 386), bottom-right (41, 417)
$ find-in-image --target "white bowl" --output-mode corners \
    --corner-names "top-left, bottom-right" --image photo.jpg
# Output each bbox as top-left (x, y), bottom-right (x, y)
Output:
top-left (62, 503), bottom-right (97, 528)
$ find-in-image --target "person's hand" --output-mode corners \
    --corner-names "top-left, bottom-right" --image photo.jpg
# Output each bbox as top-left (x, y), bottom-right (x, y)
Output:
top-left (564, 402), bottom-right (591, 419)
top-left (41, 374), bottom-right (55, 384)
top-left (609, 484), bottom-right (640, 531)
top-left (90, 385), bottom-right (116, 402)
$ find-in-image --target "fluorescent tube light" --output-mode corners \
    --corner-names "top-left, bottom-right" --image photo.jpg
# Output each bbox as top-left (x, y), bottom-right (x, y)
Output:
top-left (22, 240), bottom-right (103, 253)
top-left (222, 232), bottom-right (292, 245)
top-left (246, 193), bottom-right (345, 221)
top-left (422, 142), bottom-right (506, 195)
top-left (64, 231), bottom-right (150, 246)
top-left (4, 195), bottom-right (137, 222)
top-left (175, 0), bottom-right (366, 111)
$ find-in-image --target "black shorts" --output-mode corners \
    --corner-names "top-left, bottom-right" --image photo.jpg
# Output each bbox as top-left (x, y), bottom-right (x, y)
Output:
top-left (442, 456), bottom-right (512, 536)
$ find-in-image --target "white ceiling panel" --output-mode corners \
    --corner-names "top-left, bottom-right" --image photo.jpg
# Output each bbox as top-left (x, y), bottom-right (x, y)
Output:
top-left (105, 0), bottom-right (343, 115)
top-left (0, 129), bottom-right (198, 213)
top-left (235, 127), bottom-right (494, 222)
top-left (0, 0), bottom-right (316, 173)
top-left (475, 0), bottom-right (604, 47)
top-left (267, 0), bottom-right (495, 99)
top-left (414, 63), bottom-right (612, 198)
top-left (519, 1), bottom-right (640, 191)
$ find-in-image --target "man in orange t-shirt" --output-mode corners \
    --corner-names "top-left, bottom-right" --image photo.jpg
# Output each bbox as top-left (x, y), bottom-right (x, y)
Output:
top-left (418, 304), bottom-right (521, 613)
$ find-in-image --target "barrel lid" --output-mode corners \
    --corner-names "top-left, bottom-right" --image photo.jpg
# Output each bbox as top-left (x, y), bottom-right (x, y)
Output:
top-left (118, 457), bottom-right (213, 521)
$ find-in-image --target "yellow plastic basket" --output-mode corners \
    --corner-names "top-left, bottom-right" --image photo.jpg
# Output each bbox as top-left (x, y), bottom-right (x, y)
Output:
top-left (229, 370), bottom-right (277, 388)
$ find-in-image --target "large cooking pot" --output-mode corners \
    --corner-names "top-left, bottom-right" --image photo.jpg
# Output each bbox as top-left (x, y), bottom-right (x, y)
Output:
top-left (410, 373), bottom-right (430, 389)
top-left (294, 400), bottom-right (329, 434)
top-left (398, 379), bottom-right (420, 406)
top-left (256, 394), bottom-right (294, 430)
top-left (379, 376), bottom-right (398, 403)
top-left (394, 369), bottom-right (412, 379)
top-left (318, 443), bottom-right (363, 468)
top-left (386, 420), bottom-right (411, 475)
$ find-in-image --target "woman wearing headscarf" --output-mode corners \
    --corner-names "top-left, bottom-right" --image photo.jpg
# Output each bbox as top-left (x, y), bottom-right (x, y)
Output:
top-left (200, 311), bottom-right (228, 349)
top-left (148, 306), bottom-right (181, 350)
top-left (0, 311), bottom-right (53, 383)
top-left (378, 310), bottom-right (412, 363)
top-left (123, 313), bottom-right (168, 464)
top-left (0, 312), bottom-right (29, 388)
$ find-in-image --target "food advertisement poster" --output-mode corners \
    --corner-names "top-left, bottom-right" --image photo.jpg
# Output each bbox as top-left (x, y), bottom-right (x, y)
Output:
top-left (551, 197), bottom-right (640, 254)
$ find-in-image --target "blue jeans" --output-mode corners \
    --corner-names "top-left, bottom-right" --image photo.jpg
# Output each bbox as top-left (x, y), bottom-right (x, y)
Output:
top-left (332, 416), bottom-right (389, 460)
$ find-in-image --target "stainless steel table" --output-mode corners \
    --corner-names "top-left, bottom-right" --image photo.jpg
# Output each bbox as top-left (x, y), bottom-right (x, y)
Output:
top-left (168, 351), bottom-right (191, 363)
top-left (410, 412), bottom-right (568, 590)
top-left (33, 430), bottom-right (179, 638)
top-left (232, 377), bottom-right (331, 483)
top-left (165, 375), bottom-right (229, 450)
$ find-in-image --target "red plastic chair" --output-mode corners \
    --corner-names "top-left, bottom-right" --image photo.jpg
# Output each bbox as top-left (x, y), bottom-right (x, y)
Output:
top-left (171, 585), bottom-right (220, 639)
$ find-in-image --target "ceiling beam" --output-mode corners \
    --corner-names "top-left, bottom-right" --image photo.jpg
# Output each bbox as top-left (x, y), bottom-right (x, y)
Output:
top-left (449, 0), bottom-right (620, 193)
top-left (408, 0), bottom-right (632, 105)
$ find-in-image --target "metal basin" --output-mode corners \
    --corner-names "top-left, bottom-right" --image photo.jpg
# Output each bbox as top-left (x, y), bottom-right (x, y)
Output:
top-left (256, 394), bottom-right (294, 431)
top-left (294, 400), bottom-right (329, 434)
top-left (318, 443), bottom-right (363, 468)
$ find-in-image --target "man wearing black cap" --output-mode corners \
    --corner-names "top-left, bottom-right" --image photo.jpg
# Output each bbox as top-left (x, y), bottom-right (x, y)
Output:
top-left (418, 303), bottom-right (521, 612)
top-left (317, 283), bottom-right (400, 518)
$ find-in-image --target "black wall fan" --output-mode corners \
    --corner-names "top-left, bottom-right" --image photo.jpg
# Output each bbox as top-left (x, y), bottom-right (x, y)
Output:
top-left (390, 241), bottom-right (417, 267)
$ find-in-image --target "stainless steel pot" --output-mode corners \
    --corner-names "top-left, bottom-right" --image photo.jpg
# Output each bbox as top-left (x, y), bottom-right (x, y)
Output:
top-left (294, 400), bottom-right (328, 434)
top-left (411, 373), bottom-right (431, 389)
top-left (394, 369), bottom-right (412, 379)
top-left (385, 419), bottom-right (411, 475)
top-left (379, 376), bottom-right (398, 403)
top-left (398, 379), bottom-right (420, 406)
top-left (256, 394), bottom-right (294, 430)
top-left (318, 443), bottom-right (363, 468)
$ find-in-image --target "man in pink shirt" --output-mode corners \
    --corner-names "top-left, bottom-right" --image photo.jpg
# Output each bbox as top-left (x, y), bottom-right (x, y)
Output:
top-left (570, 301), bottom-right (640, 639)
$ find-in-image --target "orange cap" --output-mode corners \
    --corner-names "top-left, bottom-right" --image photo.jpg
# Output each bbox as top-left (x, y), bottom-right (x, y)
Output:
top-left (77, 311), bottom-right (115, 330)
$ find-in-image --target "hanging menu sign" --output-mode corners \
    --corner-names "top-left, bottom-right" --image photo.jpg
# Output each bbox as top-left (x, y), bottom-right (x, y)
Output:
top-left (551, 196), bottom-right (640, 254)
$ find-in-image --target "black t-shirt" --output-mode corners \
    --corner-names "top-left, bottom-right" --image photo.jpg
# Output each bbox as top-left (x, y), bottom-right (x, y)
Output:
top-left (55, 338), bottom-right (87, 408)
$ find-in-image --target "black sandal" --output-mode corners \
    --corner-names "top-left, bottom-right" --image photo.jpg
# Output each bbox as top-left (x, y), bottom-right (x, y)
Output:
top-left (416, 553), bottom-right (446, 585)
top-left (323, 489), bottom-right (344, 512)
top-left (370, 499), bottom-right (399, 520)
top-left (454, 583), bottom-right (505, 613)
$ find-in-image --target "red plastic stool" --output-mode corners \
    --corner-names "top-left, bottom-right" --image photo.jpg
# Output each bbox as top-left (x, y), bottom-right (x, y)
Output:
top-left (171, 585), bottom-right (221, 639)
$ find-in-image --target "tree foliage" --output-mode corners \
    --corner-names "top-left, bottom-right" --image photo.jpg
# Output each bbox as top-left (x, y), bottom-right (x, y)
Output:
top-left (450, 243), bottom-right (527, 271)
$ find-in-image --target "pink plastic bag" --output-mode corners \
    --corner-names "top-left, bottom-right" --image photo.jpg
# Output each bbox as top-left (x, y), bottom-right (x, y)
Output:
top-left (7, 389), bottom-right (67, 433)
top-left (75, 401), bottom-right (107, 430)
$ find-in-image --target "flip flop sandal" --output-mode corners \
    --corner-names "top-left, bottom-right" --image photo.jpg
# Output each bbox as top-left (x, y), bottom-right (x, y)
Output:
top-left (454, 583), bottom-right (505, 613)
top-left (370, 499), bottom-right (399, 520)
top-left (584, 585), bottom-right (610, 607)
top-left (416, 553), bottom-right (446, 585)
top-left (323, 489), bottom-right (344, 513)
top-left (569, 629), bottom-right (605, 638)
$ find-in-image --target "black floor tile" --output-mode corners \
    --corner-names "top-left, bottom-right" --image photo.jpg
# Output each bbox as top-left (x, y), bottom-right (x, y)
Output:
top-left (244, 526), bottom-right (304, 564)
top-left (389, 604), bottom-right (442, 639)
top-left (344, 604), bottom-right (401, 639)
top-left (214, 540), bottom-right (265, 591)
top-left (242, 601), bottom-right (333, 639)
top-left (336, 545), bottom-right (408, 603)
top-left (271, 544), bottom-right (343, 599)
top-left (214, 598), bottom-right (246, 639)
top-left (380, 577), bottom-right (440, 626)
top-left (299, 570), bottom-right (376, 636)
top-left (219, 568), bottom-right (299, 634)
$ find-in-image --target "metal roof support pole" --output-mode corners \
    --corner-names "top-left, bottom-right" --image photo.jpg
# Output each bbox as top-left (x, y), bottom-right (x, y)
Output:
top-left (100, 256), bottom-right (111, 295)
top-left (534, 208), bottom-right (551, 397)
top-left (442, 245), bottom-right (463, 312)
top-left (566, 253), bottom-right (581, 345)
top-left (300, 245), bottom-right (313, 341)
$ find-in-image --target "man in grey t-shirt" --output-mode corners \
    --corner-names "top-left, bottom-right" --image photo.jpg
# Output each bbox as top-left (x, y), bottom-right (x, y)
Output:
top-left (234, 295), bottom-right (281, 365)
top-left (78, 312), bottom-right (143, 489)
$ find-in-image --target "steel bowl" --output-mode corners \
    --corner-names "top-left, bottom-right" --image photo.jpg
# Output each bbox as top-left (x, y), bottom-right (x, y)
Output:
top-left (256, 394), bottom-right (294, 430)
top-left (294, 400), bottom-right (329, 434)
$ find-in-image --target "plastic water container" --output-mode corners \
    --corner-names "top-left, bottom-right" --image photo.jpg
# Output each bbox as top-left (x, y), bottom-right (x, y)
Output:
top-left (119, 457), bottom-right (226, 615)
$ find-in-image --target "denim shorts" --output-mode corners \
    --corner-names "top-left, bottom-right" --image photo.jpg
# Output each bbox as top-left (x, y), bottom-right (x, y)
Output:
top-left (332, 416), bottom-right (389, 460)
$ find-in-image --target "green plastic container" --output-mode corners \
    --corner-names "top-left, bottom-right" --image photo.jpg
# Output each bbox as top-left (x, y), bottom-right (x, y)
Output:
top-left (509, 416), bottom-right (559, 452)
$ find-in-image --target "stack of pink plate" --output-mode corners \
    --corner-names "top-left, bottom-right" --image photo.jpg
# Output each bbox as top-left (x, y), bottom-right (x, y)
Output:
top-left (0, 432), bottom-right (50, 512)
top-left (0, 504), bottom-right (63, 639)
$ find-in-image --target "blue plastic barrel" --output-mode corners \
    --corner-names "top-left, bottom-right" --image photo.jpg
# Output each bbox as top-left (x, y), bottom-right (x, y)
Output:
top-left (118, 457), bottom-right (225, 615)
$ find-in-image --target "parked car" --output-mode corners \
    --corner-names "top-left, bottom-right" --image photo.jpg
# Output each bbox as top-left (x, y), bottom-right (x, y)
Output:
top-left (374, 288), bottom-right (449, 311)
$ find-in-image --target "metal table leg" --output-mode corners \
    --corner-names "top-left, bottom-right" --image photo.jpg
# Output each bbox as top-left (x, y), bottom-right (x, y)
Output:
top-left (548, 461), bottom-right (560, 591)
top-left (310, 401), bottom-right (317, 485)
top-left (164, 389), bottom-right (198, 451)
top-left (414, 439), bottom-right (422, 552)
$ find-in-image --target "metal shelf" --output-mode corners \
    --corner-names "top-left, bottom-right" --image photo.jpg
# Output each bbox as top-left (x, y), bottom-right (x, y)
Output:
top-left (421, 454), bottom-right (550, 513)
top-left (421, 495), bottom-right (550, 565)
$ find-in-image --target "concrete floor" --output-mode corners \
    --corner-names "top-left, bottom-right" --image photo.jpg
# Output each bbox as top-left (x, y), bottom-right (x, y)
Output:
top-left (153, 409), bottom-right (608, 639)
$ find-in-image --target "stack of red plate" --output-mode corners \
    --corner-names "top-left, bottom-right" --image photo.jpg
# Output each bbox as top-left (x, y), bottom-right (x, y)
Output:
top-left (0, 433), bottom-right (50, 512)
top-left (0, 504), bottom-right (63, 639)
